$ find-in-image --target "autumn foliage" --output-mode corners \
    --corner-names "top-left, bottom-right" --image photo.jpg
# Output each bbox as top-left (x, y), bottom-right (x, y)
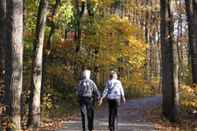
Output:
top-left (180, 84), bottom-right (197, 112)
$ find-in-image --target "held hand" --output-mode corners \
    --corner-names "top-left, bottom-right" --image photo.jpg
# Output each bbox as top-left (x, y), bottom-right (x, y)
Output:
top-left (98, 98), bottom-right (103, 106)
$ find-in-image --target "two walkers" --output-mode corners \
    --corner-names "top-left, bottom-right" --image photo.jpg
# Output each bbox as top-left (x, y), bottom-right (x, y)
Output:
top-left (76, 70), bottom-right (126, 131)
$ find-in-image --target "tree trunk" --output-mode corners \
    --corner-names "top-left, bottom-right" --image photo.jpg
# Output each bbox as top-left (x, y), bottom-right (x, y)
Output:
top-left (144, 2), bottom-right (151, 81)
top-left (0, 0), bottom-right (6, 103)
top-left (192, 0), bottom-right (197, 83)
top-left (160, 0), bottom-right (177, 122)
top-left (0, 0), bottom-right (6, 74)
top-left (46, 0), bottom-right (60, 52)
top-left (173, 33), bottom-right (180, 108)
top-left (6, 0), bottom-right (23, 130)
top-left (28, 0), bottom-right (48, 128)
top-left (156, 28), bottom-right (161, 78)
top-left (75, 0), bottom-right (81, 52)
top-left (185, 0), bottom-right (197, 84)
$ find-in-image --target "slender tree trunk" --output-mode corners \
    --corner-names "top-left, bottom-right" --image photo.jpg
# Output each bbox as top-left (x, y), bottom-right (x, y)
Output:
top-left (46, 24), bottom-right (55, 52)
top-left (0, 0), bottom-right (6, 103)
top-left (172, 0), bottom-right (180, 111)
top-left (173, 34), bottom-right (179, 107)
top-left (28, 0), bottom-right (48, 128)
top-left (185, 0), bottom-right (197, 84)
top-left (46, 0), bottom-right (60, 52)
top-left (42, 0), bottom-right (60, 103)
top-left (185, 0), bottom-right (193, 61)
top-left (176, 13), bottom-right (184, 83)
top-left (144, 3), bottom-right (151, 81)
top-left (149, 32), bottom-right (154, 80)
top-left (192, 0), bottom-right (197, 83)
top-left (0, 0), bottom-right (6, 75)
top-left (75, 0), bottom-right (81, 52)
top-left (156, 27), bottom-right (161, 78)
top-left (160, 0), bottom-right (177, 122)
top-left (6, 0), bottom-right (23, 130)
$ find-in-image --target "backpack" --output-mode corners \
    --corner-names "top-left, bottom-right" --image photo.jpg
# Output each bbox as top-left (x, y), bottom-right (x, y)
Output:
top-left (107, 81), bottom-right (119, 96)
top-left (78, 79), bottom-right (94, 97)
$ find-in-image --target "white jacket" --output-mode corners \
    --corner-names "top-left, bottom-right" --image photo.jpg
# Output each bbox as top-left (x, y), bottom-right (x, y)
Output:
top-left (102, 79), bottom-right (125, 100)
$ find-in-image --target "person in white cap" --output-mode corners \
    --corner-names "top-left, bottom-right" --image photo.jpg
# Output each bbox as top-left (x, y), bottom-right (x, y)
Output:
top-left (99, 71), bottom-right (126, 131)
top-left (76, 69), bottom-right (100, 131)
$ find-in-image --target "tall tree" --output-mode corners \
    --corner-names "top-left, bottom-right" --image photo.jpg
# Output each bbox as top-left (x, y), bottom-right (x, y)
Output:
top-left (46, 0), bottom-right (60, 52)
top-left (0, 0), bottom-right (6, 103)
top-left (160, 0), bottom-right (177, 122)
top-left (185, 0), bottom-right (197, 84)
top-left (144, 0), bottom-right (151, 81)
top-left (0, 0), bottom-right (6, 79)
top-left (28, 0), bottom-right (48, 128)
top-left (6, 0), bottom-right (23, 130)
top-left (74, 0), bottom-right (81, 52)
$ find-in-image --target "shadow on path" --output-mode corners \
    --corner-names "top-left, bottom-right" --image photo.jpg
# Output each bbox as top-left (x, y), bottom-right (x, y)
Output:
top-left (57, 96), bottom-right (162, 131)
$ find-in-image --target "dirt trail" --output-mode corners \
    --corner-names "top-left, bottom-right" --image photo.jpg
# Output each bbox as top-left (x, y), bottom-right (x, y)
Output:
top-left (57, 96), bottom-right (161, 131)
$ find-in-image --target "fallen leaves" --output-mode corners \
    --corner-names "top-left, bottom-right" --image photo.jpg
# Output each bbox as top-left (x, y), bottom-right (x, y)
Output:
top-left (145, 107), bottom-right (197, 131)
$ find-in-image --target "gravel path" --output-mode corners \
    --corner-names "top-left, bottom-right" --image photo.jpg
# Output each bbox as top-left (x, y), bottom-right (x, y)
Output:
top-left (57, 96), bottom-right (162, 131)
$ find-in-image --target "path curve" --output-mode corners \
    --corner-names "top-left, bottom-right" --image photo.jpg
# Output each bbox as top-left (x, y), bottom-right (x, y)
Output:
top-left (57, 96), bottom-right (161, 131)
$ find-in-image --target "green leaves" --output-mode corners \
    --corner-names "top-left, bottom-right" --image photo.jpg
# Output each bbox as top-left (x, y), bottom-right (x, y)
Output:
top-left (25, 0), bottom-right (39, 33)
top-left (54, 1), bottom-right (74, 27)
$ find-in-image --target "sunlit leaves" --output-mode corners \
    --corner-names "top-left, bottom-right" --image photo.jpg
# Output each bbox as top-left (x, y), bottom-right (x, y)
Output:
top-left (82, 15), bottom-right (147, 70)
top-left (54, 0), bottom-right (74, 28)
top-left (25, 0), bottom-right (39, 33)
top-left (180, 84), bottom-right (197, 111)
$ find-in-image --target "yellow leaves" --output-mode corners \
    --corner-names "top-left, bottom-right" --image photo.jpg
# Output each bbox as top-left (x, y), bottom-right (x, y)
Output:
top-left (83, 15), bottom-right (147, 71)
top-left (42, 94), bottom-right (53, 111)
top-left (181, 85), bottom-right (197, 95)
top-left (96, 0), bottom-right (114, 7)
top-left (180, 84), bottom-right (197, 110)
top-left (127, 36), bottom-right (137, 45)
top-left (110, 56), bottom-right (117, 63)
top-left (121, 70), bottom-right (154, 97)
top-left (91, 0), bottom-right (98, 3)
top-left (122, 49), bottom-right (129, 57)
top-left (53, 1), bottom-right (74, 27)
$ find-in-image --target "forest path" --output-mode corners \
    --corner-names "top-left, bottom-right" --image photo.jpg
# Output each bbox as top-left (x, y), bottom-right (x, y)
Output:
top-left (57, 96), bottom-right (162, 131)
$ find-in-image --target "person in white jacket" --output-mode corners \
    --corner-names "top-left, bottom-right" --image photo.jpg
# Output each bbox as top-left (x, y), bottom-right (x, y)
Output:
top-left (99, 71), bottom-right (126, 131)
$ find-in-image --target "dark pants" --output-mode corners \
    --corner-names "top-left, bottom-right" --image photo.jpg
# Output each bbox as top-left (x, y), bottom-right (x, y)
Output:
top-left (108, 99), bottom-right (120, 131)
top-left (79, 97), bottom-right (95, 131)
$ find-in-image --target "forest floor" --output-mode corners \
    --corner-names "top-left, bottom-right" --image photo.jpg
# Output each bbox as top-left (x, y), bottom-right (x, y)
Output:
top-left (37, 95), bottom-right (197, 131)
top-left (56, 96), bottom-right (162, 131)
top-left (1, 88), bottom-right (195, 131)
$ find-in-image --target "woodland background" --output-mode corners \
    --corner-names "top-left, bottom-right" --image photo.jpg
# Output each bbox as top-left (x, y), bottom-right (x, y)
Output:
top-left (0, 0), bottom-right (197, 130)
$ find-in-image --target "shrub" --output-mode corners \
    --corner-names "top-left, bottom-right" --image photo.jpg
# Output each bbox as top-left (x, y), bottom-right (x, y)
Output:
top-left (180, 84), bottom-right (197, 112)
top-left (122, 71), bottom-right (157, 98)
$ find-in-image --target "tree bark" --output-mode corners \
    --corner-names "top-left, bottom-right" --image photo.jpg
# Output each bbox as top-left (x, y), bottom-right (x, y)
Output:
top-left (28, 0), bottom-right (48, 128)
top-left (6, 0), bottom-right (23, 130)
top-left (46, 0), bottom-right (60, 52)
top-left (192, 0), bottom-right (197, 83)
top-left (173, 33), bottom-right (180, 108)
top-left (75, 0), bottom-right (81, 52)
top-left (160, 0), bottom-right (177, 122)
top-left (0, 0), bottom-right (6, 103)
top-left (185, 0), bottom-right (197, 84)
top-left (144, 1), bottom-right (151, 81)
